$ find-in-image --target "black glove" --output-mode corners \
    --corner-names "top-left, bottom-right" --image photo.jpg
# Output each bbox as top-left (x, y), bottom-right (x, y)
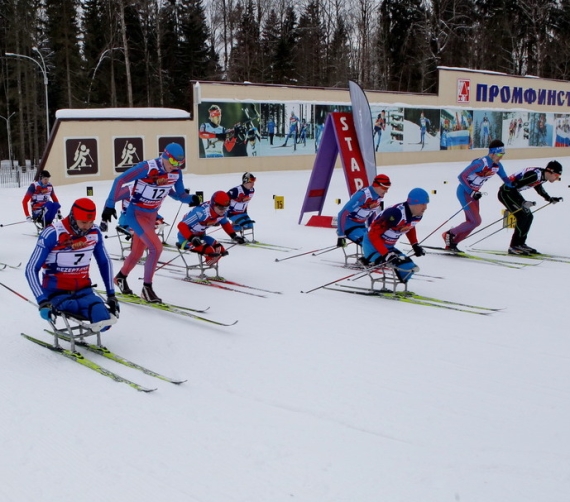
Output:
top-left (230, 233), bottom-right (246, 244)
top-left (412, 244), bottom-right (425, 256)
top-left (189, 195), bottom-right (201, 207)
top-left (38, 300), bottom-right (54, 321)
top-left (107, 295), bottom-right (120, 317)
top-left (549, 197), bottom-right (563, 204)
top-left (337, 237), bottom-right (346, 247)
top-left (101, 206), bottom-right (117, 223)
top-left (471, 191), bottom-right (483, 200)
top-left (190, 236), bottom-right (203, 247)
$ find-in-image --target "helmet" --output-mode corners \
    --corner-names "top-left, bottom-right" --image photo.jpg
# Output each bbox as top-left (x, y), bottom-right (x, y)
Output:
top-left (407, 188), bottom-right (430, 205)
top-left (71, 198), bottom-right (97, 221)
top-left (211, 191), bottom-right (230, 208)
top-left (372, 174), bottom-right (391, 188)
top-left (162, 143), bottom-right (185, 166)
top-left (546, 160), bottom-right (562, 175)
top-left (242, 172), bottom-right (256, 184)
top-left (40, 170), bottom-right (51, 178)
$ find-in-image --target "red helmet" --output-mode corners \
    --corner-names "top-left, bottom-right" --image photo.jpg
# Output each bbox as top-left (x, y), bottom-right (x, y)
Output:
top-left (372, 174), bottom-right (391, 188)
top-left (71, 198), bottom-right (97, 221)
top-left (211, 191), bottom-right (230, 208)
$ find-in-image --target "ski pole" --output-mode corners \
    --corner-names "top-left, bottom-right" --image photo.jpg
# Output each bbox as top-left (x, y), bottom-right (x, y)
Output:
top-left (417, 199), bottom-right (474, 245)
top-left (165, 202), bottom-right (184, 243)
top-left (312, 245), bottom-right (341, 256)
top-left (301, 263), bottom-right (386, 294)
top-left (0, 219), bottom-right (29, 228)
top-left (275, 245), bottom-right (337, 262)
top-left (463, 207), bottom-right (523, 241)
top-left (0, 282), bottom-right (38, 306)
top-left (154, 252), bottom-right (182, 272)
top-left (470, 202), bottom-right (552, 246)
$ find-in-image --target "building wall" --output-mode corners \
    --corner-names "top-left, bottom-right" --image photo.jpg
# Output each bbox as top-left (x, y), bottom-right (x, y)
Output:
top-left (43, 68), bottom-right (570, 186)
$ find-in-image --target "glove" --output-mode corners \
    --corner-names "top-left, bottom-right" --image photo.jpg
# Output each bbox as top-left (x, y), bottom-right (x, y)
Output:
top-left (26, 216), bottom-right (32, 222)
top-left (412, 244), bottom-right (425, 256)
top-left (106, 295), bottom-right (120, 317)
top-left (337, 237), bottom-right (346, 247)
top-left (189, 195), bottom-right (201, 207)
top-left (101, 206), bottom-right (117, 223)
top-left (471, 191), bottom-right (483, 200)
top-left (190, 236), bottom-right (203, 247)
top-left (522, 201), bottom-right (536, 209)
top-left (38, 300), bottom-right (53, 321)
top-left (230, 233), bottom-right (246, 244)
top-left (549, 197), bottom-right (563, 204)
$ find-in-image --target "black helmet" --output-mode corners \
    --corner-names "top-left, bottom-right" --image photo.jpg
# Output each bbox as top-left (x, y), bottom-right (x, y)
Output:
top-left (242, 172), bottom-right (256, 184)
top-left (40, 170), bottom-right (51, 178)
top-left (546, 160), bottom-right (562, 175)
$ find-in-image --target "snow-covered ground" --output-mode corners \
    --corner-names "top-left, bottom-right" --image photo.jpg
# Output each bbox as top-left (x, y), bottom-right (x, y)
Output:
top-left (1, 157), bottom-right (569, 502)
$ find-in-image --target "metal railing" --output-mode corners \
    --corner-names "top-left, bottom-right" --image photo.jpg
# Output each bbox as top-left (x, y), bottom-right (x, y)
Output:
top-left (0, 164), bottom-right (37, 188)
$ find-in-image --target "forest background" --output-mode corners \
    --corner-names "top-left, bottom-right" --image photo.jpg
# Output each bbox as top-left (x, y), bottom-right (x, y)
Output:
top-left (2, 0), bottom-right (570, 165)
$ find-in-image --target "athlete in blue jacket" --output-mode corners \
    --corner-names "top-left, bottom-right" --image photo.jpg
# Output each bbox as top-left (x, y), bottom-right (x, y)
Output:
top-left (443, 139), bottom-right (511, 251)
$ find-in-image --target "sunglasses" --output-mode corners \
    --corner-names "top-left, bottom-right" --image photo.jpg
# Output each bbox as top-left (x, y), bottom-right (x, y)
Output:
top-left (168, 156), bottom-right (183, 167)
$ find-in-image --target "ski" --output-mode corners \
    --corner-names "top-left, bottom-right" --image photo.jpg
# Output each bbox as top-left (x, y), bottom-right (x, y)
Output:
top-left (333, 283), bottom-right (502, 311)
top-left (21, 333), bottom-right (156, 392)
top-left (103, 290), bottom-right (210, 313)
top-left (107, 291), bottom-right (237, 326)
top-left (470, 248), bottom-right (570, 263)
top-left (325, 286), bottom-right (495, 315)
top-left (182, 276), bottom-right (267, 298)
top-left (207, 276), bottom-right (282, 294)
top-left (420, 245), bottom-right (531, 268)
top-left (320, 260), bottom-right (439, 282)
top-left (46, 330), bottom-right (186, 384)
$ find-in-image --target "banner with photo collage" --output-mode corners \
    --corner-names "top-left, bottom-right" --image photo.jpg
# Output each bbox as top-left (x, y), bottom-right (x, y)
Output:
top-left (197, 101), bottom-right (565, 159)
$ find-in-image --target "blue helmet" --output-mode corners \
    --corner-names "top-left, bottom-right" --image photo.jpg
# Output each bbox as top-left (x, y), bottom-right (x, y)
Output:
top-left (407, 188), bottom-right (430, 205)
top-left (162, 143), bottom-right (185, 165)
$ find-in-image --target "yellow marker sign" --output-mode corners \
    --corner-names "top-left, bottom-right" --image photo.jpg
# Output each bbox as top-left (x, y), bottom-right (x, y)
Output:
top-left (274, 196), bottom-right (285, 210)
top-left (502, 209), bottom-right (516, 229)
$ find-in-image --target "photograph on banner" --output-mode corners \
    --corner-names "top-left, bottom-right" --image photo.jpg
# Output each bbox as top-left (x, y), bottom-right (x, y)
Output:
top-left (403, 108), bottom-right (440, 152)
top-left (439, 108), bottom-right (473, 150)
top-left (554, 113), bottom-right (570, 147)
top-left (370, 106), bottom-right (404, 153)
top-left (502, 111), bottom-right (529, 147)
top-left (314, 105), bottom-right (351, 153)
top-left (198, 102), bottom-right (253, 158)
top-left (472, 110), bottom-right (502, 149)
top-left (528, 112), bottom-right (553, 147)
